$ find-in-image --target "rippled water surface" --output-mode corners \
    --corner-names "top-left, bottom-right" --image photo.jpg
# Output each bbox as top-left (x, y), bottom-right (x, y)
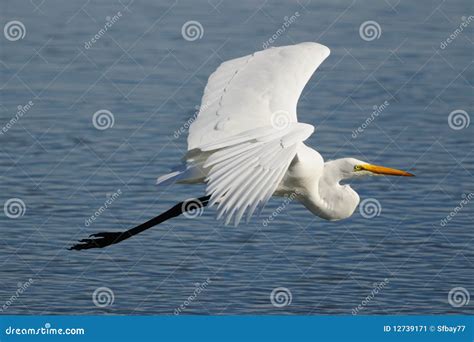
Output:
top-left (0, 0), bottom-right (473, 315)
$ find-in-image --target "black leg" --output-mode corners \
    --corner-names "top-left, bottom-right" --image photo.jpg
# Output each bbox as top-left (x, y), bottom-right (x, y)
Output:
top-left (69, 195), bottom-right (211, 251)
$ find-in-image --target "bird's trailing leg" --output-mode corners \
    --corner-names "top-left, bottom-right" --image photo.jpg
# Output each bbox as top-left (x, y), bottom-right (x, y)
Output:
top-left (69, 195), bottom-right (211, 251)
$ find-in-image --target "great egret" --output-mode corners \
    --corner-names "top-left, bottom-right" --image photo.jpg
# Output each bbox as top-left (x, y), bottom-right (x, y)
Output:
top-left (71, 42), bottom-right (413, 250)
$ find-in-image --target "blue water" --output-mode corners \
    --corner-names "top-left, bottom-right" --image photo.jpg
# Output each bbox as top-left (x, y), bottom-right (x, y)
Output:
top-left (0, 0), bottom-right (472, 315)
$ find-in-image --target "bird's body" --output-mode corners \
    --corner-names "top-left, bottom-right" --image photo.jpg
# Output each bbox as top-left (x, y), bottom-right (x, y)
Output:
top-left (157, 42), bottom-right (413, 226)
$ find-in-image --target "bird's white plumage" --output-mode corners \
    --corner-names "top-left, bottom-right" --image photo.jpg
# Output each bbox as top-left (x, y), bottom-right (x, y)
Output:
top-left (181, 42), bottom-right (330, 225)
top-left (157, 42), bottom-right (413, 226)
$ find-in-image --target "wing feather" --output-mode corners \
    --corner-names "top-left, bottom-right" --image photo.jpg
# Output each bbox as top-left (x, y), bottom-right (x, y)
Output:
top-left (188, 42), bottom-right (330, 150)
top-left (204, 123), bottom-right (313, 225)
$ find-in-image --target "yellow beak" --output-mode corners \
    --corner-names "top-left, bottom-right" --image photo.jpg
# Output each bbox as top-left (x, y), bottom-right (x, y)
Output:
top-left (361, 164), bottom-right (415, 177)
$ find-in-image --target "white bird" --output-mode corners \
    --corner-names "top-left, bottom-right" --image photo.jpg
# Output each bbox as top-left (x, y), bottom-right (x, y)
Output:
top-left (157, 42), bottom-right (414, 225)
top-left (71, 42), bottom-right (414, 250)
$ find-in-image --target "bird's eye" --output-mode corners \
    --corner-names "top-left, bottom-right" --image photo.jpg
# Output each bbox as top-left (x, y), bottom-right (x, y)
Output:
top-left (354, 165), bottom-right (362, 171)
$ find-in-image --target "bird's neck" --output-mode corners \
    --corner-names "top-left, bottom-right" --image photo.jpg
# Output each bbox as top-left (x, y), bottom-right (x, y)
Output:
top-left (302, 163), bottom-right (360, 221)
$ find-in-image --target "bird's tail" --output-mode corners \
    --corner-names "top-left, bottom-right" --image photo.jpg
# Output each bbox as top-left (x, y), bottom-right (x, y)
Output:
top-left (156, 166), bottom-right (185, 186)
top-left (156, 163), bottom-right (206, 186)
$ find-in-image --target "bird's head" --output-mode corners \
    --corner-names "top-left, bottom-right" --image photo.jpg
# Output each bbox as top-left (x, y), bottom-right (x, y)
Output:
top-left (327, 158), bottom-right (415, 181)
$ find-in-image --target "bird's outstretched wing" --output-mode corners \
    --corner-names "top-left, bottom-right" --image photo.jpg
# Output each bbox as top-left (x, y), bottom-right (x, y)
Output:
top-left (200, 123), bottom-right (314, 226)
top-left (187, 42), bottom-right (330, 225)
top-left (188, 42), bottom-right (330, 150)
